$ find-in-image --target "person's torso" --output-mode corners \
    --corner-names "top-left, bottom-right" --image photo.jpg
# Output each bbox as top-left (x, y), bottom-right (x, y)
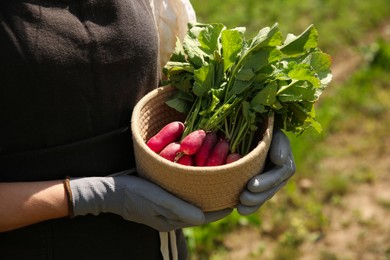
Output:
top-left (0, 0), bottom-right (159, 181)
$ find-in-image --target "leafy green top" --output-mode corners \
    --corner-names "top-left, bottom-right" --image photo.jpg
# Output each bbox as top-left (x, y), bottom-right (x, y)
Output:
top-left (162, 22), bottom-right (332, 155)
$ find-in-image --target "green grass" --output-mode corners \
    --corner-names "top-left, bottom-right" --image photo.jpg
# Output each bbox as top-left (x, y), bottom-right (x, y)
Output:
top-left (191, 0), bottom-right (390, 53)
top-left (185, 0), bottom-right (390, 259)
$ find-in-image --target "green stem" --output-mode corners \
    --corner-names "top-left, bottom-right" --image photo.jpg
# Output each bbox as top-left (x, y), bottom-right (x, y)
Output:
top-left (276, 79), bottom-right (298, 95)
top-left (240, 129), bottom-right (255, 155)
top-left (183, 96), bottom-right (203, 138)
top-left (225, 43), bottom-right (261, 100)
top-left (229, 114), bottom-right (242, 151)
top-left (224, 117), bottom-right (230, 140)
top-left (203, 95), bottom-right (241, 131)
top-left (225, 106), bottom-right (238, 140)
top-left (231, 119), bottom-right (249, 153)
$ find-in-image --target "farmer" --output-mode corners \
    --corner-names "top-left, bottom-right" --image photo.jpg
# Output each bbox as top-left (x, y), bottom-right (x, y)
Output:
top-left (0, 0), bottom-right (295, 259)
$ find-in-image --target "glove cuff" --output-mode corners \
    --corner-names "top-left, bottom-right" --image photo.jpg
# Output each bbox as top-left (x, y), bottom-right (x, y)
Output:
top-left (69, 176), bottom-right (118, 217)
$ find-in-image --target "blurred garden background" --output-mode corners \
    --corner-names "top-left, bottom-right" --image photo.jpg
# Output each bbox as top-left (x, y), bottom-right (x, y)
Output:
top-left (185, 0), bottom-right (390, 259)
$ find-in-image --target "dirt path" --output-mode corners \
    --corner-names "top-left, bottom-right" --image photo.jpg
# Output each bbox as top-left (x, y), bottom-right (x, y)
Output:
top-left (299, 115), bottom-right (390, 260)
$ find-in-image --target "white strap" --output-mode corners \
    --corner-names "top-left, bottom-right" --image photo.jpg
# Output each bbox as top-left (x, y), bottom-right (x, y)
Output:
top-left (160, 232), bottom-right (170, 260)
top-left (169, 230), bottom-right (178, 260)
top-left (159, 231), bottom-right (178, 260)
top-left (149, 0), bottom-right (197, 69)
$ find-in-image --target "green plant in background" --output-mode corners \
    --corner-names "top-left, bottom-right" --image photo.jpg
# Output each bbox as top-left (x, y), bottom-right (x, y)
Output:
top-left (186, 0), bottom-right (390, 259)
top-left (184, 210), bottom-right (261, 259)
top-left (191, 0), bottom-right (390, 53)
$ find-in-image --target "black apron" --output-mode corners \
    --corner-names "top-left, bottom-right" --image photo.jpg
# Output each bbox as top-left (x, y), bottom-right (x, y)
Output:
top-left (0, 1), bottom-right (187, 259)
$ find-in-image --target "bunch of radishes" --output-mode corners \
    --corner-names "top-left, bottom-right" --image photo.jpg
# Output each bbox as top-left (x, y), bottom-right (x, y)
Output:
top-left (146, 121), bottom-right (242, 166)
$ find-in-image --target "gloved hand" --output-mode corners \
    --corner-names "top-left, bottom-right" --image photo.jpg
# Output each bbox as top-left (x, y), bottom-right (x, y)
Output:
top-left (237, 129), bottom-right (296, 215)
top-left (69, 174), bottom-right (232, 232)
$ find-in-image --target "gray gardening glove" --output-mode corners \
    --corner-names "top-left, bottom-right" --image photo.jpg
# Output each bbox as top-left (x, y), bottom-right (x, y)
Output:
top-left (237, 129), bottom-right (296, 215)
top-left (69, 174), bottom-right (232, 231)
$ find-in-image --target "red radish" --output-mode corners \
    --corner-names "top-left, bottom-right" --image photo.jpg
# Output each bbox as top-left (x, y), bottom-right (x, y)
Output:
top-left (226, 153), bottom-right (242, 164)
top-left (206, 138), bottom-right (230, 166)
top-left (159, 142), bottom-right (180, 162)
top-left (146, 121), bottom-right (185, 153)
top-left (179, 129), bottom-right (206, 155)
top-left (194, 131), bottom-right (218, 166)
top-left (177, 154), bottom-right (193, 166)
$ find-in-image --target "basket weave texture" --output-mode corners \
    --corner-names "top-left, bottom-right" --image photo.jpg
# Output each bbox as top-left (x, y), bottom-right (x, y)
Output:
top-left (131, 85), bottom-right (274, 211)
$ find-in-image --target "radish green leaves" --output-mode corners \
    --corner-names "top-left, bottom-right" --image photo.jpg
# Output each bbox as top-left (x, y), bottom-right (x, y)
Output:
top-left (162, 23), bottom-right (332, 155)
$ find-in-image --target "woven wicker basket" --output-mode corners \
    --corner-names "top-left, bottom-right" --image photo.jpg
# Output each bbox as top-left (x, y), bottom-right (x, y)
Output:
top-left (131, 85), bottom-right (274, 211)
